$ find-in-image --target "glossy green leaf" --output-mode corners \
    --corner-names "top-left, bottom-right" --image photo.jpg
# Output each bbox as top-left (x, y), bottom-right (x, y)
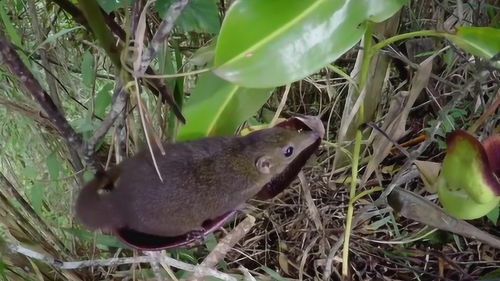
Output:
top-left (446, 27), bottom-right (500, 59)
top-left (156, 0), bottom-right (220, 34)
top-left (214, 0), bottom-right (407, 88)
top-left (81, 51), bottom-right (95, 88)
top-left (177, 72), bottom-right (272, 141)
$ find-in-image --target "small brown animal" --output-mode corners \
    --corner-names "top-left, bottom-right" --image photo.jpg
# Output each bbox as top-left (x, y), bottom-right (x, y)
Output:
top-left (76, 118), bottom-right (322, 249)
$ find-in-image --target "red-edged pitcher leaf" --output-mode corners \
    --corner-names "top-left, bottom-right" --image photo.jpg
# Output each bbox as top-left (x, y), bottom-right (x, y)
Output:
top-left (115, 211), bottom-right (236, 250)
top-left (442, 130), bottom-right (500, 203)
top-left (483, 135), bottom-right (500, 179)
top-left (438, 177), bottom-right (500, 220)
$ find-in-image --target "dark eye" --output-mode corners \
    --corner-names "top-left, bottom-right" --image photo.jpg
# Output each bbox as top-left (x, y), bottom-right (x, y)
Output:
top-left (283, 146), bottom-right (294, 157)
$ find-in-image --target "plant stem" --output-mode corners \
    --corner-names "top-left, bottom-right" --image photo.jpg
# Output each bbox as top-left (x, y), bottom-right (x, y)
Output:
top-left (341, 22), bottom-right (373, 277)
top-left (371, 30), bottom-right (443, 53)
top-left (341, 129), bottom-right (363, 276)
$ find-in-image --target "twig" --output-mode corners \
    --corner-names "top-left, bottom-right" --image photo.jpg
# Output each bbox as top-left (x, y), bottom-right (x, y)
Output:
top-left (468, 88), bottom-right (500, 134)
top-left (270, 84), bottom-right (291, 126)
top-left (131, 0), bottom-right (189, 123)
top-left (84, 81), bottom-right (127, 158)
top-left (133, 78), bottom-right (165, 181)
top-left (5, 242), bottom-right (236, 280)
top-left (139, 0), bottom-right (190, 74)
top-left (388, 187), bottom-right (500, 249)
top-left (145, 251), bottom-right (165, 281)
top-left (298, 172), bottom-right (323, 232)
top-left (51, 0), bottom-right (185, 123)
top-left (238, 266), bottom-right (257, 281)
top-left (376, 70), bottom-right (481, 202)
top-left (188, 215), bottom-right (256, 281)
top-left (0, 173), bottom-right (71, 256)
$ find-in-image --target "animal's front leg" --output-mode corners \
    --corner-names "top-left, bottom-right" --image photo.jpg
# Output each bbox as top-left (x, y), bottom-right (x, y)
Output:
top-left (186, 228), bottom-right (207, 243)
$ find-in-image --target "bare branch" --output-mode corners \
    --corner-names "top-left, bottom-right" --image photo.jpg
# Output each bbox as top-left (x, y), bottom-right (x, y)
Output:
top-left (4, 242), bottom-right (237, 281)
top-left (84, 81), bottom-right (128, 157)
top-left (139, 0), bottom-right (190, 74)
top-left (188, 215), bottom-right (256, 281)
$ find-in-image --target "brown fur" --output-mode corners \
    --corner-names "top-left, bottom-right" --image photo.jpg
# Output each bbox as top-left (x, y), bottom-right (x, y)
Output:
top-left (75, 127), bottom-right (318, 237)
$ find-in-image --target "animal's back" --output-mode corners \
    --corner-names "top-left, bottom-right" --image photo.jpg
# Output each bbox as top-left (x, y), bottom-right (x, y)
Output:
top-left (110, 137), bottom-right (250, 236)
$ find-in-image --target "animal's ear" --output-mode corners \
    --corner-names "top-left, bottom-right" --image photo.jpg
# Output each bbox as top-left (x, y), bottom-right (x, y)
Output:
top-left (256, 156), bottom-right (273, 174)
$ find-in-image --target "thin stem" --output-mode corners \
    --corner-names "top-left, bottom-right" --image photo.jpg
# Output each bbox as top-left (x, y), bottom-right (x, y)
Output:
top-left (371, 30), bottom-right (443, 53)
top-left (341, 22), bottom-right (373, 277)
top-left (327, 64), bottom-right (359, 93)
top-left (342, 129), bottom-right (363, 276)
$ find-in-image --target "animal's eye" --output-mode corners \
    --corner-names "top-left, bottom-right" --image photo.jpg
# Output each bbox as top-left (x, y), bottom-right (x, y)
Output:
top-left (283, 146), bottom-right (294, 157)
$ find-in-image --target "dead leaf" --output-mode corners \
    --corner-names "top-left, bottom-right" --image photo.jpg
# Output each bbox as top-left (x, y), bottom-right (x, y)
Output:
top-left (414, 160), bottom-right (441, 193)
top-left (362, 54), bottom-right (435, 183)
top-left (278, 242), bottom-right (290, 275)
top-left (278, 252), bottom-right (290, 275)
top-left (388, 187), bottom-right (500, 249)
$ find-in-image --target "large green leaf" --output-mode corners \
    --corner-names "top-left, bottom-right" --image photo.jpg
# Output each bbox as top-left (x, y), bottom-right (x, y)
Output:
top-left (177, 72), bottom-right (272, 141)
top-left (213, 0), bottom-right (407, 88)
top-left (446, 27), bottom-right (500, 60)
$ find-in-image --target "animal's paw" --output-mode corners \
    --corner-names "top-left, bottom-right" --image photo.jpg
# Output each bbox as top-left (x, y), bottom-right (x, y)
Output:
top-left (186, 228), bottom-right (206, 242)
